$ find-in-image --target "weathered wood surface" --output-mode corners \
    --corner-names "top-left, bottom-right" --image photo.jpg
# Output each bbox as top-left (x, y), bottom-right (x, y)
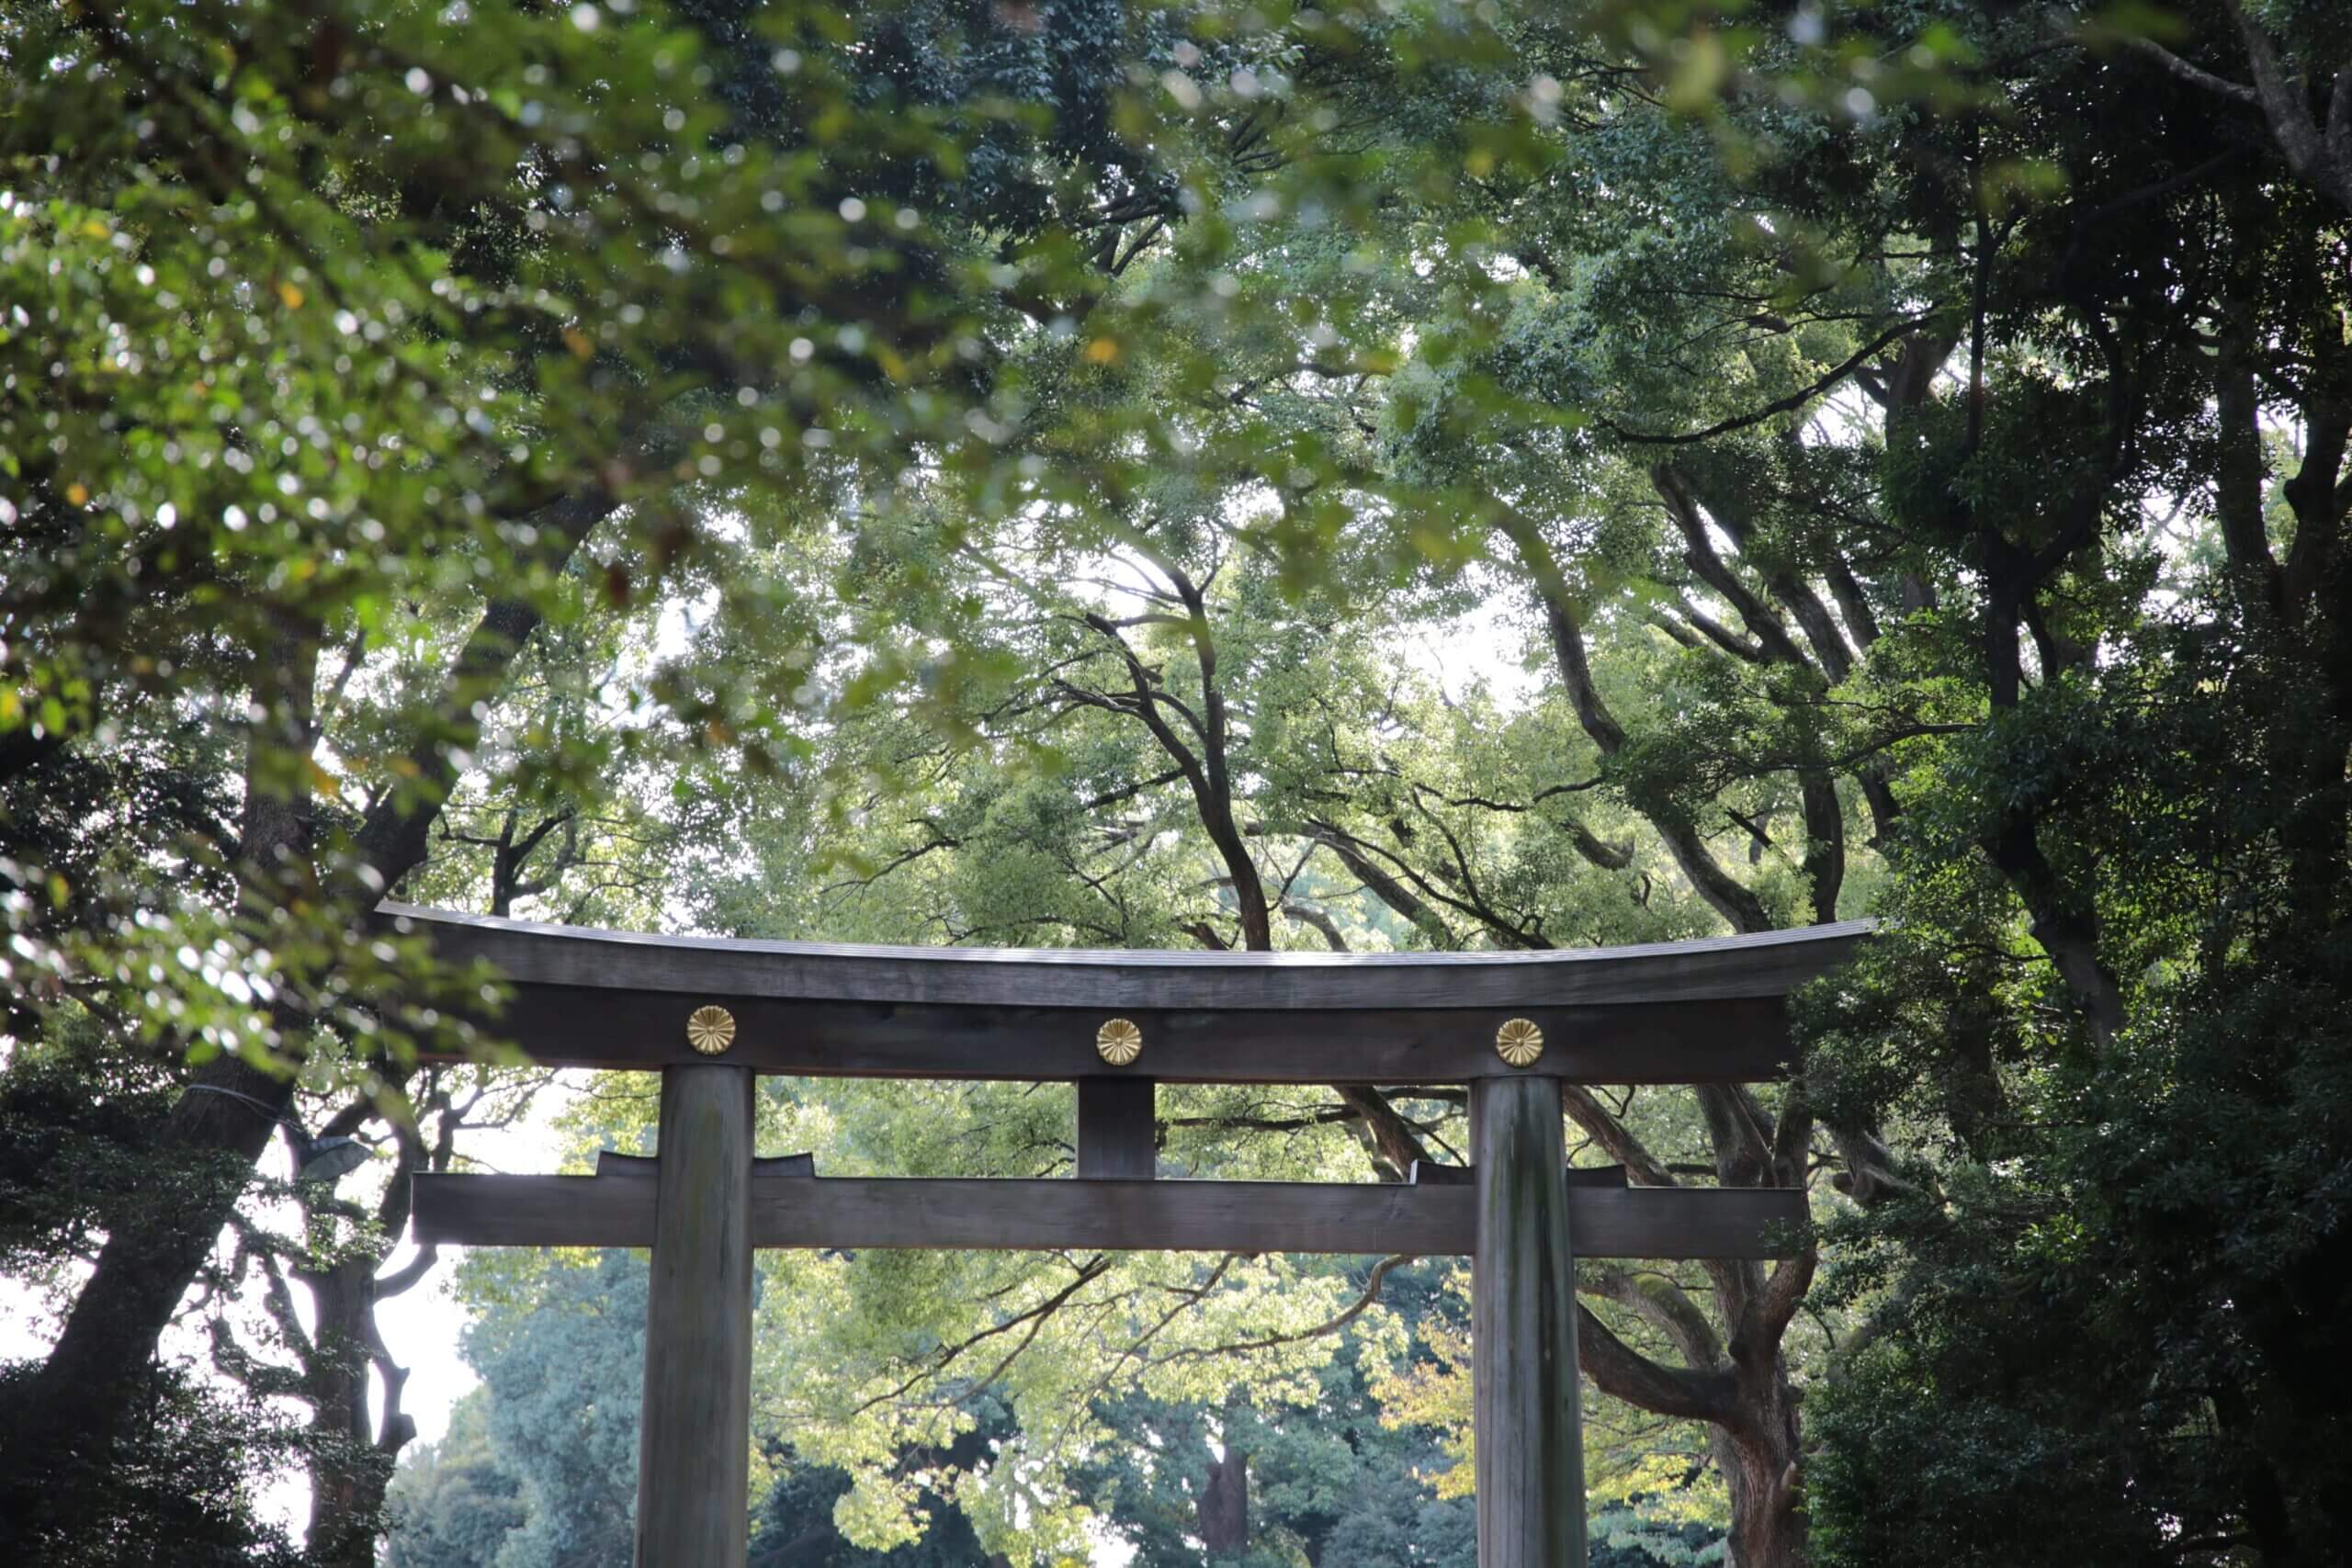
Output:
top-left (1473, 1077), bottom-right (1586, 1568)
top-left (1413, 1161), bottom-right (1627, 1188)
top-left (412, 1172), bottom-right (1807, 1258)
top-left (635, 1067), bottom-right (753, 1568)
top-left (597, 1149), bottom-right (813, 1179)
top-left (379, 901), bottom-right (1869, 1012)
top-left (1077, 1077), bottom-right (1157, 1179)
top-left (401, 985), bottom-right (1802, 1084)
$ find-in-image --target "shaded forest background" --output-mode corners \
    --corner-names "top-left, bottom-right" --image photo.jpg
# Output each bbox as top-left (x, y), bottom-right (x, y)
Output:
top-left (3, 1), bottom-right (2349, 1565)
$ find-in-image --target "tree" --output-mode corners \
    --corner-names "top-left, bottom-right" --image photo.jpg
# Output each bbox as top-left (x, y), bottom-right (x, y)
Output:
top-left (783, 6), bottom-right (2352, 1562)
top-left (18, 2), bottom-right (2352, 1563)
top-left (383, 1392), bottom-right (526, 1568)
top-left (458, 1249), bottom-right (650, 1568)
top-left (390, 1246), bottom-right (1012, 1568)
top-left (1078, 1263), bottom-right (1479, 1568)
top-left (748, 1459), bottom-right (1004, 1568)
top-left (808, 38), bottom-right (1862, 1557)
top-left (0, 0), bottom-right (1249, 1551)
top-left (1788, 4), bottom-right (2352, 1556)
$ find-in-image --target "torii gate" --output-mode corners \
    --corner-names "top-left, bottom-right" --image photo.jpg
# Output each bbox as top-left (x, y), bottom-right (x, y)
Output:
top-left (388, 903), bottom-right (1867, 1568)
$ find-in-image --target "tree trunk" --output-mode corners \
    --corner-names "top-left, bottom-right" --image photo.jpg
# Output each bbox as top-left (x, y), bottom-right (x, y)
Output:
top-left (304, 1257), bottom-right (393, 1568)
top-left (1200, 1442), bottom-right (1250, 1558)
top-left (4, 489), bottom-right (616, 1499)
top-left (4, 1055), bottom-right (299, 1462)
top-left (6, 625), bottom-right (319, 1467)
top-left (1715, 1373), bottom-right (1807, 1568)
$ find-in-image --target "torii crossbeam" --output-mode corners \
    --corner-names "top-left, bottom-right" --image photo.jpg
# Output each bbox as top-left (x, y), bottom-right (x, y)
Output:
top-left (386, 903), bottom-right (1869, 1568)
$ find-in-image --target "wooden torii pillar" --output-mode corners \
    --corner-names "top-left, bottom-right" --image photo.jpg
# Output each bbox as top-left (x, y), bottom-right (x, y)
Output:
top-left (385, 905), bottom-right (1866, 1568)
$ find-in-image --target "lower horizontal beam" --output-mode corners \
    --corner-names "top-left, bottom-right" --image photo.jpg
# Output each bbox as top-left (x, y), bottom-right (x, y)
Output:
top-left (412, 1173), bottom-right (1807, 1259)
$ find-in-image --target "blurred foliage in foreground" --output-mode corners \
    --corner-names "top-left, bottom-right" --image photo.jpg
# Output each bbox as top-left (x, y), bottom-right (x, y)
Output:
top-left (5, 1), bottom-right (2352, 1565)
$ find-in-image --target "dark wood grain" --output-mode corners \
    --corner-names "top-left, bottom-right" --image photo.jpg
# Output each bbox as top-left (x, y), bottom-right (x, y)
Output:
top-left (1078, 1077), bottom-right (1157, 1179)
top-left (379, 902), bottom-right (1870, 1012)
top-left (409, 985), bottom-right (1802, 1084)
top-left (1473, 1077), bottom-right (1586, 1568)
top-left (411, 1173), bottom-right (1807, 1259)
top-left (1412, 1161), bottom-right (1627, 1188)
top-left (635, 1066), bottom-right (753, 1568)
top-left (596, 1150), bottom-right (813, 1179)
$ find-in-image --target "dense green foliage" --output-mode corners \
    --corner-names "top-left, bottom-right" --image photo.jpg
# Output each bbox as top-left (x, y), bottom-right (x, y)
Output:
top-left (6, 0), bottom-right (2352, 1564)
top-left (388, 1249), bottom-right (1012, 1568)
top-left (388, 1247), bottom-right (1735, 1566)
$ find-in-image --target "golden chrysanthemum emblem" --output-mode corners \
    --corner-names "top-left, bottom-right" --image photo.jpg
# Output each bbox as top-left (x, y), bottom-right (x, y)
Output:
top-left (1095, 1017), bottom-right (1144, 1066)
top-left (685, 1005), bottom-right (737, 1055)
top-left (1495, 1017), bottom-right (1544, 1067)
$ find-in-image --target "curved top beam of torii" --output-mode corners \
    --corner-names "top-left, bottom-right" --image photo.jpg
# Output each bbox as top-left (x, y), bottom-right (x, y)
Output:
top-left (379, 903), bottom-right (1871, 1085)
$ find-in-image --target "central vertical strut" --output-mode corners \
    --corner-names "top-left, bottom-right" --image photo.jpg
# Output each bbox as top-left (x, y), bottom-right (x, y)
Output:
top-left (636, 1065), bottom-right (754, 1568)
top-left (1473, 1074), bottom-right (1587, 1568)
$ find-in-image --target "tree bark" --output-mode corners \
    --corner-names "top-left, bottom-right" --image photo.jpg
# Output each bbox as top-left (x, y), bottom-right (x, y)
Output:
top-left (1714, 1375), bottom-right (1807, 1568)
top-left (302, 1255), bottom-right (391, 1568)
top-left (298, 1088), bottom-right (445, 1568)
top-left (1200, 1439), bottom-right (1250, 1558)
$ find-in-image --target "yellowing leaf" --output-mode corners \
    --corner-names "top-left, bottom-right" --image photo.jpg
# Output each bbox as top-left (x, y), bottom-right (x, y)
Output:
top-left (277, 280), bottom-right (306, 310)
top-left (1083, 336), bottom-right (1121, 365)
top-left (65, 483), bottom-right (89, 506)
top-left (1667, 30), bottom-right (1729, 115)
top-left (562, 326), bottom-right (595, 359)
top-left (306, 758), bottom-right (342, 797)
